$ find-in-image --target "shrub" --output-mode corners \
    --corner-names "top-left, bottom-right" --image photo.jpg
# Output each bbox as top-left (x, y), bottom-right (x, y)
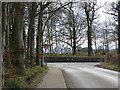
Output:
top-left (110, 54), bottom-right (118, 65)
top-left (104, 53), bottom-right (118, 65)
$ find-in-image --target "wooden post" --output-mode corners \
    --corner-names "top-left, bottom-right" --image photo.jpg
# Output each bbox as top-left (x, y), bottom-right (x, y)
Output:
top-left (43, 44), bottom-right (49, 66)
top-left (45, 49), bottom-right (47, 66)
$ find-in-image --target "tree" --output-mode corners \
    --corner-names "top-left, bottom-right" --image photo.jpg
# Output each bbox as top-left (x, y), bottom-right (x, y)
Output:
top-left (82, 1), bottom-right (102, 56)
top-left (36, 3), bottom-right (43, 66)
top-left (27, 2), bottom-right (37, 65)
top-left (58, 2), bottom-right (86, 55)
top-left (36, 2), bottom-right (71, 65)
top-left (100, 21), bottom-right (112, 53)
top-left (12, 3), bottom-right (25, 74)
top-left (36, 2), bottom-right (51, 66)
top-left (118, 1), bottom-right (120, 64)
top-left (104, 1), bottom-right (120, 54)
top-left (118, 1), bottom-right (120, 54)
top-left (45, 8), bottom-right (56, 53)
top-left (2, 3), bottom-right (18, 68)
top-left (92, 21), bottom-right (101, 54)
top-left (0, 2), bottom-right (3, 89)
top-left (2, 3), bottom-right (25, 74)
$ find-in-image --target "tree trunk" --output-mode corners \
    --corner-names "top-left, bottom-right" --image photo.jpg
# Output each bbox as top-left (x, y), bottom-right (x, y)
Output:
top-left (4, 3), bottom-right (10, 49)
top-left (115, 41), bottom-right (117, 52)
top-left (94, 37), bottom-right (97, 54)
top-left (2, 3), bottom-right (5, 49)
top-left (73, 26), bottom-right (76, 55)
top-left (0, 2), bottom-right (3, 89)
top-left (23, 23), bottom-right (27, 62)
top-left (118, 1), bottom-right (120, 65)
top-left (3, 3), bottom-right (13, 68)
top-left (12, 3), bottom-right (25, 74)
top-left (28, 3), bottom-right (36, 65)
top-left (118, 1), bottom-right (120, 54)
top-left (87, 20), bottom-right (92, 56)
top-left (36, 3), bottom-right (43, 66)
top-left (84, 3), bottom-right (94, 56)
top-left (55, 29), bottom-right (58, 53)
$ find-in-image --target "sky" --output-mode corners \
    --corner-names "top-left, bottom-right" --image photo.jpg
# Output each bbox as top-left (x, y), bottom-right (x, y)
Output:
top-left (51, 0), bottom-right (118, 50)
top-left (97, 0), bottom-right (117, 22)
top-left (80, 0), bottom-right (118, 50)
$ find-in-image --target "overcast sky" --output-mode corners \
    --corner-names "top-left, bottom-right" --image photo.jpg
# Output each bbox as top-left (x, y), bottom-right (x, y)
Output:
top-left (80, 0), bottom-right (118, 49)
top-left (97, 0), bottom-right (117, 22)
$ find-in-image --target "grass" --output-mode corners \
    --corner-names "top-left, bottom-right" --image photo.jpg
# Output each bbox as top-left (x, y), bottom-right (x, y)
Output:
top-left (96, 62), bottom-right (120, 71)
top-left (5, 65), bottom-right (48, 88)
top-left (95, 53), bottom-right (120, 72)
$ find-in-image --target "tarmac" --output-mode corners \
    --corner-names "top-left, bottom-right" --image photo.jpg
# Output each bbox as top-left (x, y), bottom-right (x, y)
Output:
top-left (37, 67), bottom-right (67, 88)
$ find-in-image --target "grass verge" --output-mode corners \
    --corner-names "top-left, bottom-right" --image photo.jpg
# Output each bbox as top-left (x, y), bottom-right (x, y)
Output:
top-left (96, 62), bottom-right (120, 72)
top-left (5, 65), bottom-right (48, 88)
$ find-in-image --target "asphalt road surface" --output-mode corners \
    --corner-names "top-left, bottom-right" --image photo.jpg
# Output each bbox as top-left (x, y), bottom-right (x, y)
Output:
top-left (48, 62), bottom-right (119, 89)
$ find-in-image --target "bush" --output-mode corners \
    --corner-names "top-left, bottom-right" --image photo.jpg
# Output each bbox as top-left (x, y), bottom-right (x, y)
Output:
top-left (5, 78), bottom-right (23, 89)
top-left (110, 54), bottom-right (118, 64)
top-left (104, 53), bottom-right (118, 64)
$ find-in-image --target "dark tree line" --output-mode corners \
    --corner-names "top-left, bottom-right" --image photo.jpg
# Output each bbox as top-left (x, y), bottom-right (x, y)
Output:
top-left (2, 3), bottom-right (25, 74)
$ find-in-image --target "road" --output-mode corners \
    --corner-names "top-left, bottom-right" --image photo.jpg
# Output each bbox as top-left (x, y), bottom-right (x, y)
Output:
top-left (48, 62), bottom-right (119, 89)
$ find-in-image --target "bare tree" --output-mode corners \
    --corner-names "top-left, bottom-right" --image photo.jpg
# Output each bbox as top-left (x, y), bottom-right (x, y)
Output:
top-left (82, 1), bottom-right (102, 56)
top-left (57, 2), bottom-right (86, 55)
top-left (27, 2), bottom-right (37, 65)
top-left (92, 21), bottom-right (101, 54)
top-left (12, 3), bottom-right (25, 74)
top-left (104, 1), bottom-right (120, 54)
top-left (117, 2), bottom-right (120, 64)
top-left (0, 1), bottom-right (3, 89)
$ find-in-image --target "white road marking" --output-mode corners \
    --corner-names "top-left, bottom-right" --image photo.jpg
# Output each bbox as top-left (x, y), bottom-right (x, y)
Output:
top-left (61, 65), bottom-right (63, 67)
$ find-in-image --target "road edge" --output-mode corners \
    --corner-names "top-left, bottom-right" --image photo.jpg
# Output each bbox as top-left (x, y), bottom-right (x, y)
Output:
top-left (60, 68), bottom-right (67, 88)
top-left (61, 69), bottom-right (69, 88)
